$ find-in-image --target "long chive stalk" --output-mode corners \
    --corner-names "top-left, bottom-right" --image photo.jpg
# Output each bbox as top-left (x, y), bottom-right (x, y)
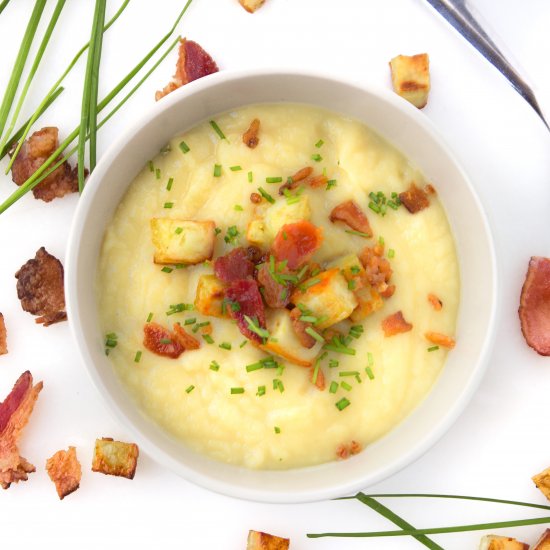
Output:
top-left (0, 0), bottom-right (11, 16)
top-left (0, 36), bottom-right (181, 213)
top-left (78, 0), bottom-right (106, 191)
top-left (0, 0), bottom-right (66, 154)
top-left (0, 86), bottom-right (63, 160)
top-left (0, 0), bottom-right (47, 141)
top-left (354, 495), bottom-right (443, 550)
top-left (5, 0), bottom-right (130, 175)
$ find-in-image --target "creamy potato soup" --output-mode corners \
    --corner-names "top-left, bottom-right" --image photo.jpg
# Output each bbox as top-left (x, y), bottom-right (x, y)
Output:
top-left (97, 104), bottom-right (459, 470)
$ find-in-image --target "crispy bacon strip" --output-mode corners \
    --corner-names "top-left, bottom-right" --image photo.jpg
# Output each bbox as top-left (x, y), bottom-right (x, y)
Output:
top-left (382, 311), bottom-right (413, 337)
top-left (0, 313), bottom-right (6, 355)
top-left (519, 256), bottom-right (550, 355)
top-left (0, 371), bottom-right (43, 489)
top-left (242, 118), bottom-right (260, 149)
top-left (399, 183), bottom-right (430, 214)
top-left (15, 247), bottom-right (66, 326)
top-left (143, 322), bottom-right (185, 358)
top-left (46, 446), bottom-right (81, 500)
top-left (214, 247), bottom-right (255, 283)
top-left (173, 323), bottom-right (200, 350)
top-left (279, 166), bottom-right (313, 194)
top-left (330, 200), bottom-right (372, 237)
top-left (225, 279), bottom-right (266, 343)
top-left (10, 127), bottom-right (79, 202)
top-left (428, 293), bottom-right (443, 311)
top-left (155, 38), bottom-right (218, 101)
top-left (425, 331), bottom-right (455, 349)
top-left (289, 307), bottom-right (316, 348)
top-left (272, 221), bottom-right (323, 270)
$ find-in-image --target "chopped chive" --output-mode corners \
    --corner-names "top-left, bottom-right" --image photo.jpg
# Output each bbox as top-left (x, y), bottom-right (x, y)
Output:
top-left (266, 176), bottom-right (283, 184)
top-left (256, 385), bottom-right (266, 396)
top-left (146, 312), bottom-right (153, 322)
top-left (326, 179), bottom-right (337, 190)
top-left (274, 426), bottom-right (281, 434)
top-left (348, 279), bottom-right (356, 290)
top-left (164, 202), bottom-right (173, 208)
top-left (345, 229), bottom-right (371, 238)
top-left (349, 325), bottom-right (364, 339)
top-left (350, 265), bottom-right (361, 274)
top-left (231, 387), bottom-right (245, 394)
top-left (105, 338), bottom-right (117, 348)
top-left (340, 371), bottom-right (360, 377)
top-left (209, 120), bottom-right (226, 140)
top-left (202, 334), bottom-right (214, 344)
top-left (224, 225), bottom-right (240, 244)
top-left (184, 317), bottom-right (196, 325)
top-left (166, 303), bottom-right (193, 315)
top-left (244, 315), bottom-right (270, 340)
top-left (273, 379), bottom-right (284, 393)
top-left (230, 165), bottom-right (242, 171)
top-left (323, 344), bottom-right (356, 356)
top-left (300, 277), bottom-right (321, 291)
top-left (246, 362), bottom-right (263, 372)
top-left (219, 342), bottom-right (232, 350)
top-left (213, 164), bottom-right (222, 177)
top-left (148, 161), bottom-right (154, 172)
top-left (300, 315), bottom-right (318, 323)
top-left (341, 381), bottom-right (353, 391)
top-left (134, 350), bottom-right (142, 363)
top-left (209, 360), bottom-right (220, 371)
top-left (185, 385), bottom-right (195, 394)
top-left (175, 263), bottom-right (186, 269)
top-left (247, 171), bottom-right (253, 182)
top-left (378, 236), bottom-right (385, 245)
top-left (160, 338), bottom-right (172, 344)
top-left (365, 366), bottom-right (375, 380)
top-left (257, 187), bottom-right (275, 204)
top-left (311, 153), bottom-right (322, 162)
top-left (161, 266), bottom-right (173, 273)
top-left (367, 352), bottom-right (374, 366)
top-left (174, 226), bottom-right (183, 234)
top-left (234, 204), bottom-right (243, 211)
top-left (305, 327), bottom-right (325, 343)
top-left (315, 139), bottom-right (324, 148)
top-left (336, 397), bottom-right (351, 410)
top-left (310, 267), bottom-right (321, 277)
top-left (240, 340), bottom-right (248, 348)
top-left (215, 227), bottom-right (221, 235)
top-left (329, 381), bottom-right (339, 393)
top-left (329, 359), bottom-right (339, 368)
top-left (297, 266), bottom-right (309, 281)
top-left (388, 249), bottom-right (395, 258)
top-left (369, 202), bottom-right (381, 214)
top-left (282, 231), bottom-right (288, 240)
top-left (155, 167), bottom-right (161, 180)
top-left (428, 345), bottom-right (440, 352)
top-left (166, 177), bottom-right (174, 190)
top-left (179, 140), bottom-right (190, 153)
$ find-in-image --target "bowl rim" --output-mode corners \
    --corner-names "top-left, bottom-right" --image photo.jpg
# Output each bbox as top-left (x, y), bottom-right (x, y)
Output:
top-left (66, 67), bottom-right (499, 503)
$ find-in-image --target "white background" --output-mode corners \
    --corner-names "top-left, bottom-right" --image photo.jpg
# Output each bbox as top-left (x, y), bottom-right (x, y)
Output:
top-left (1, 1), bottom-right (550, 548)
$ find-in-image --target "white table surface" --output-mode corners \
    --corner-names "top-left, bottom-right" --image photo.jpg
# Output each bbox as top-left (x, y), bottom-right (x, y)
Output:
top-left (1, 1), bottom-right (549, 548)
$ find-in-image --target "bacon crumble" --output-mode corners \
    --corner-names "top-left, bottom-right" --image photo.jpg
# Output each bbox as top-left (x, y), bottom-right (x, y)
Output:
top-left (381, 310), bottom-right (413, 337)
top-left (425, 331), bottom-right (455, 349)
top-left (143, 322), bottom-right (185, 358)
top-left (15, 247), bottom-right (67, 326)
top-left (46, 446), bottom-right (82, 500)
top-left (399, 183), bottom-right (430, 214)
top-left (329, 200), bottom-right (373, 237)
top-left (257, 263), bottom-right (292, 309)
top-left (428, 293), bottom-right (443, 311)
top-left (173, 323), bottom-right (201, 350)
top-left (0, 313), bottom-right (6, 355)
top-left (242, 118), bottom-right (260, 149)
top-left (214, 247), bottom-right (255, 283)
top-left (225, 279), bottom-right (266, 343)
top-left (336, 440), bottom-right (362, 460)
top-left (289, 307), bottom-right (316, 349)
top-left (272, 221), bottom-right (323, 270)
top-left (278, 166), bottom-right (313, 194)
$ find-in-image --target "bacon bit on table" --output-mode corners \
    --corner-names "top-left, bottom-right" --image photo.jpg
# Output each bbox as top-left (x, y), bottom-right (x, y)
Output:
top-left (425, 331), bottom-right (455, 349)
top-left (173, 323), bottom-right (201, 350)
top-left (214, 247), bottom-right (255, 283)
top-left (0, 371), bottom-right (43, 490)
top-left (398, 183), bottom-right (430, 214)
top-left (45, 446), bottom-right (81, 500)
top-left (225, 279), bottom-right (266, 343)
top-left (15, 247), bottom-right (67, 326)
top-left (381, 310), bottom-right (413, 337)
top-left (289, 307), bottom-right (316, 349)
top-left (272, 221), bottom-right (323, 270)
top-left (10, 127), bottom-right (79, 202)
top-left (155, 38), bottom-right (218, 101)
top-left (257, 263), bottom-right (292, 309)
top-left (310, 365), bottom-right (326, 391)
top-left (279, 166), bottom-right (313, 194)
top-left (0, 314), bottom-right (6, 355)
top-left (242, 118), bottom-right (260, 149)
top-left (519, 256), bottom-right (550, 356)
top-left (428, 293), bottom-right (443, 311)
top-left (336, 440), bottom-right (362, 460)
top-left (143, 322), bottom-right (185, 358)
top-left (329, 200), bottom-right (372, 237)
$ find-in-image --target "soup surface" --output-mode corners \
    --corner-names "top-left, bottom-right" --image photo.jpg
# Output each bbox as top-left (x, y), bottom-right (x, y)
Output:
top-left (97, 103), bottom-right (459, 469)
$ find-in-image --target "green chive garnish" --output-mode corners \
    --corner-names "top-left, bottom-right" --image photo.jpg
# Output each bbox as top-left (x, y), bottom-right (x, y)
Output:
top-left (185, 385), bottom-right (195, 394)
top-left (365, 366), bottom-right (375, 380)
top-left (161, 266), bottom-right (173, 273)
top-left (300, 278), bottom-right (321, 291)
top-left (202, 334), bottom-right (214, 344)
top-left (329, 359), bottom-right (339, 368)
top-left (244, 315), bottom-right (270, 340)
top-left (266, 176), bottom-right (283, 184)
top-left (184, 317), bottom-right (196, 325)
top-left (428, 345), bottom-right (440, 352)
top-left (209, 119), bottom-right (226, 140)
top-left (335, 397), bottom-right (351, 410)
top-left (257, 187), bottom-right (275, 204)
top-left (311, 153), bottom-right (322, 162)
top-left (247, 171), bottom-right (253, 182)
top-left (148, 160), bottom-right (154, 172)
top-left (164, 202), bottom-right (173, 209)
top-left (234, 204), bottom-right (243, 211)
top-left (329, 381), bottom-right (339, 393)
top-left (231, 387), bottom-right (244, 394)
top-left (224, 225), bottom-right (240, 244)
top-left (246, 362), bottom-right (263, 372)
top-left (305, 327), bottom-right (325, 343)
top-left (160, 338), bottom-right (171, 344)
top-left (134, 350), bottom-right (142, 363)
top-left (155, 167), bottom-right (161, 180)
top-left (230, 165), bottom-right (242, 171)
top-left (388, 249), bottom-right (395, 258)
top-left (367, 352), bottom-right (374, 366)
top-left (219, 342), bottom-right (231, 350)
top-left (315, 139), bottom-right (324, 148)
top-left (179, 140), bottom-right (190, 153)
top-left (210, 360), bottom-right (220, 371)
top-left (240, 340), bottom-right (248, 348)
top-left (348, 279), bottom-right (356, 290)
top-left (345, 229), bottom-right (371, 238)
top-left (166, 177), bottom-right (174, 190)
top-left (274, 426), bottom-right (281, 434)
top-left (175, 226), bottom-right (183, 234)
top-left (213, 164), bottom-right (222, 177)
top-left (146, 312), bottom-right (153, 322)
top-left (326, 179), bottom-right (337, 190)
top-left (256, 385), bottom-right (266, 396)
top-left (341, 381), bottom-right (353, 391)
top-left (166, 303), bottom-right (193, 315)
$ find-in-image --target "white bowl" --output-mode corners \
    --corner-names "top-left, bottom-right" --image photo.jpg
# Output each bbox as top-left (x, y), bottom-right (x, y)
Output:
top-left (66, 69), bottom-right (497, 503)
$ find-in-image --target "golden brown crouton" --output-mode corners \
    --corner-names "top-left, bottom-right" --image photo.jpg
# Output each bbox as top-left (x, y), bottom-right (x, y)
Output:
top-left (91, 438), bottom-right (139, 479)
top-left (46, 446), bottom-right (81, 500)
top-left (478, 535), bottom-right (528, 550)
top-left (389, 53), bottom-right (430, 109)
top-left (533, 466), bottom-right (550, 500)
top-left (247, 530), bottom-right (289, 550)
top-left (239, 0), bottom-right (266, 13)
top-left (0, 313), bottom-right (6, 355)
top-left (533, 529), bottom-right (550, 549)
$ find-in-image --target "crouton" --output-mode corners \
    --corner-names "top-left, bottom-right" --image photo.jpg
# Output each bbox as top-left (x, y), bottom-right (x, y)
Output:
top-left (247, 530), bottom-right (289, 550)
top-left (533, 529), bottom-right (550, 549)
top-left (290, 269), bottom-right (357, 329)
top-left (150, 218), bottom-right (215, 265)
top-left (194, 274), bottom-right (228, 318)
top-left (350, 286), bottom-right (384, 322)
top-left (91, 438), bottom-right (139, 479)
top-left (389, 53), bottom-right (430, 109)
top-left (239, 0), bottom-right (266, 13)
top-left (45, 446), bottom-right (81, 500)
top-left (478, 535), bottom-right (528, 550)
top-left (533, 466), bottom-right (550, 500)
top-left (259, 309), bottom-right (323, 367)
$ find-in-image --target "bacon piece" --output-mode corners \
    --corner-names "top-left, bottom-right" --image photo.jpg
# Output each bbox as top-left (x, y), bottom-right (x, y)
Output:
top-left (330, 200), bottom-right (372, 237)
top-left (380, 284), bottom-right (396, 299)
top-left (10, 127), bottom-right (79, 202)
top-left (310, 365), bottom-right (325, 391)
top-left (399, 183), bottom-right (430, 214)
top-left (173, 323), bottom-right (201, 350)
top-left (15, 247), bottom-right (66, 326)
top-left (519, 256), bottom-right (550, 355)
top-left (425, 331), bottom-right (455, 349)
top-left (307, 174), bottom-right (328, 188)
top-left (143, 322), bottom-right (185, 358)
top-left (155, 38), bottom-right (218, 101)
top-left (0, 313), bottom-right (6, 355)
top-left (250, 192), bottom-right (262, 204)
top-left (336, 440), bottom-right (362, 460)
top-left (272, 221), bottom-right (323, 270)
top-left (257, 263), bottom-right (293, 309)
top-left (242, 118), bottom-right (260, 149)
top-left (214, 247), bottom-right (255, 283)
top-left (45, 446), bottom-right (81, 500)
top-left (359, 245), bottom-right (393, 293)
top-left (0, 371), bottom-right (43, 489)
top-left (382, 311), bottom-right (413, 337)
top-left (428, 293), bottom-right (443, 311)
top-left (289, 307), bottom-right (316, 348)
top-left (279, 166), bottom-right (313, 194)
top-left (225, 279), bottom-right (266, 343)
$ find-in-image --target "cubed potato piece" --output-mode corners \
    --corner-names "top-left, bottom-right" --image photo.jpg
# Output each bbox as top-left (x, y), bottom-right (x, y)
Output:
top-left (259, 309), bottom-right (323, 367)
top-left (45, 446), bottom-right (81, 500)
top-left (247, 197), bottom-right (310, 247)
top-left (194, 275), bottom-right (228, 318)
top-left (326, 254), bottom-right (366, 281)
top-left (239, 0), bottom-right (265, 13)
top-left (479, 535), bottom-right (529, 550)
top-left (389, 53), bottom-right (430, 109)
top-left (91, 438), bottom-right (139, 479)
top-left (350, 286), bottom-right (384, 322)
top-left (247, 530), bottom-right (289, 550)
top-left (533, 529), bottom-right (550, 549)
top-left (533, 466), bottom-right (550, 500)
top-left (290, 268), bottom-right (357, 329)
top-left (150, 218), bottom-right (215, 265)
